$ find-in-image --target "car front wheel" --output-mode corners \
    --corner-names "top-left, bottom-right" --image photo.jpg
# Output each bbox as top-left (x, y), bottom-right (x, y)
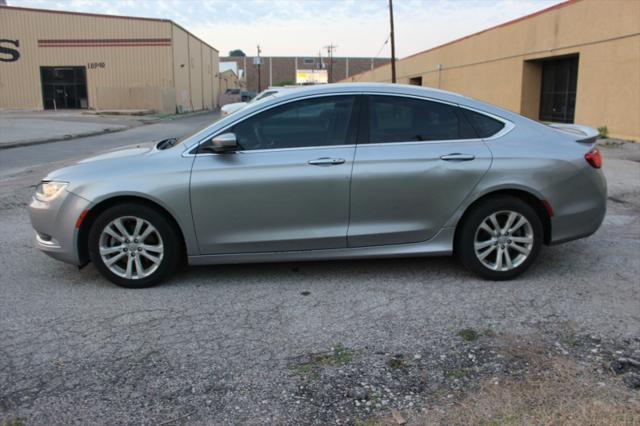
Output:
top-left (88, 203), bottom-right (181, 288)
top-left (457, 196), bottom-right (543, 280)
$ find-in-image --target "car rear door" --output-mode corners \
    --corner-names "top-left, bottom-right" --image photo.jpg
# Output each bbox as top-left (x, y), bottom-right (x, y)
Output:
top-left (347, 94), bottom-right (494, 247)
top-left (190, 95), bottom-right (359, 254)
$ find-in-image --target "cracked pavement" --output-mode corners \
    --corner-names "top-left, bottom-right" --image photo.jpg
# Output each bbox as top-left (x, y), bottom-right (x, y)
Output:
top-left (0, 121), bottom-right (638, 424)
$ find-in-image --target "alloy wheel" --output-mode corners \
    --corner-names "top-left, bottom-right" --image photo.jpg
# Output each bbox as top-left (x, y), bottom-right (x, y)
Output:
top-left (98, 216), bottom-right (164, 279)
top-left (473, 210), bottom-right (534, 272)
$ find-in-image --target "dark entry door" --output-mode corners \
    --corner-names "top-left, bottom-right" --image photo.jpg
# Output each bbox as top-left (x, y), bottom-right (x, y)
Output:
top-left (539, 56), bottom-right (578, 123)
top-left (40, 67), bottom-right (88, 109)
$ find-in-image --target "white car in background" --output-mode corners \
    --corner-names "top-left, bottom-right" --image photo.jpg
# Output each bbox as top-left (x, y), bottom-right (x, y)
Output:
top-left (221, 87), bottom-right (297, 116)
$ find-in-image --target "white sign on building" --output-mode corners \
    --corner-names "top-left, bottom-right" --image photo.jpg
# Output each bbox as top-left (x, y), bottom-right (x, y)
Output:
top-left (295, 69), bottom-right (328, 84)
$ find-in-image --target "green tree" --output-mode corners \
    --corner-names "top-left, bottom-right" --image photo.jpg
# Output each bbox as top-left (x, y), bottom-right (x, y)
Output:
top-left (228, 49), bottom-right (246, 57)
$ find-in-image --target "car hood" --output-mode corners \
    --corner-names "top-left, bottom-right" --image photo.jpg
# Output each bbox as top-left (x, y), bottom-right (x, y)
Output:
top-left (44, 141), bottom-right (159, 183)
top-left (77, 141), bottom-right (157, 163)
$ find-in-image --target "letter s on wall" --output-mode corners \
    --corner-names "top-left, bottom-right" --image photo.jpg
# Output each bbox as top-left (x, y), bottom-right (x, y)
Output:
top-left (0, 40), bottom-right (20, 62)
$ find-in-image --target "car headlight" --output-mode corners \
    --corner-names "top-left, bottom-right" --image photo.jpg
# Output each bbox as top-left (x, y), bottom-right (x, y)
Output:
top-left (35, 181), bottom-right (68, 202)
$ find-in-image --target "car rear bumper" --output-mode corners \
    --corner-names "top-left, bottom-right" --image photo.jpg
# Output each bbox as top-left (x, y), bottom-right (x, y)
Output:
top-left (28, 190), bottom-right (91, 265)
top-left (549, 168), bottom-right (607, 245)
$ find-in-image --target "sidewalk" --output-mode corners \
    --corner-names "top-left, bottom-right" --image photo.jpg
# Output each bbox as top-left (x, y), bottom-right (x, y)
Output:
top-left (0, 109), bottom-right (215, 149)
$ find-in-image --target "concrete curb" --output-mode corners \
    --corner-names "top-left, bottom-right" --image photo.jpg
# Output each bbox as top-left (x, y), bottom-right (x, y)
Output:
top-left (0, 125), bottom-right (135, 150)
top-left (0, 109), bottom-right (218, 150)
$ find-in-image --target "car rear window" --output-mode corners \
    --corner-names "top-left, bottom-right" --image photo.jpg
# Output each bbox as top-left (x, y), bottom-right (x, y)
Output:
top-left (462, 109), bottom-right (505, 138)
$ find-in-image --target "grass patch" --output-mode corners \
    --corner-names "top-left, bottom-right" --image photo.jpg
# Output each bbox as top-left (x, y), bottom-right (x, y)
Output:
top-left (563, 332), bottom-right (582, 348)
top-left (354, 419), bottom-right (381, 426)
top-left (2, 418), bottom-right (26, 426)
top-left (444, 368), bottom-right (469, 379)
top-left (483, 329), bottom-right (497, 338)
top-left (425, 338), bottom-right (640, 425)
top-left (386, 356), bottom-right (406, 369)
top-left (316, 344), bottom-right (352, 365)
top-left (598, 125), bottom-right (609, 139)
top-left (291, 344), bottom-right (352, 377)
top-left (458, 328), bottom-right (479, 341)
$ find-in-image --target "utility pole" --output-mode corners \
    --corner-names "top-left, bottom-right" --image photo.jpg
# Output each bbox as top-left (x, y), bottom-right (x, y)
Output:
top-left (389, 0), bottom-right (396, 83)
top-left (325, 43), bottom-right (337, 83)
top-left (256, 44), bottom-right (262, 92)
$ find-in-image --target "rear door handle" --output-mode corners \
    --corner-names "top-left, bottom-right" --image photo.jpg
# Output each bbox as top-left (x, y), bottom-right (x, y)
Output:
top-left (440, 153), bottom-right (476, 161)
top-left (308, 157), bottom-right (345, 165)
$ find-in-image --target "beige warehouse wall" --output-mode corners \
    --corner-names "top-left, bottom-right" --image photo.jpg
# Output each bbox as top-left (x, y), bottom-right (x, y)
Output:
top-left (202, 45), bottom-right (213, 110)
top-left (171, 25), bottom-right (190, 112)
top-left (211, 49), bottom-right (219, 108)
top-left (0, 7), bottom-right (176, 113)
top-left (189, 35), bottom-right (203, 111)
top-left (344, 0), bottom-right (640, 140)
top-left (170, 23), bottom-right (218, 112)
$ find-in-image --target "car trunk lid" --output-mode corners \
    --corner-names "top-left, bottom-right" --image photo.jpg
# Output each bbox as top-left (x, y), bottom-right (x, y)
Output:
top-left (546, 123), bottom-right (599, 145)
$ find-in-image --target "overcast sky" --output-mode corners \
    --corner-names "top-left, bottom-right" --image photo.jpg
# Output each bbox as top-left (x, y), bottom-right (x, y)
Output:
top-left (10, 0), bottom-right (565, 58)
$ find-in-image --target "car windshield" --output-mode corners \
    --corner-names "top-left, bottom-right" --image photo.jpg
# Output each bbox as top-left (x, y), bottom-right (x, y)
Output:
top-left (249, 90), bottom-right (278, 103)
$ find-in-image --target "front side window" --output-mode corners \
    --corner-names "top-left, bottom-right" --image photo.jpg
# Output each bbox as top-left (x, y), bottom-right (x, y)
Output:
top-left (232, 96), bottom-right (356, 150)
top-left (368, 96), bottom-right (476, 143)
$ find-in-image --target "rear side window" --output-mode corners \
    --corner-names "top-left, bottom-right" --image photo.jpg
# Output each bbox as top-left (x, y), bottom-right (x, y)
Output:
top-left (368, 96), bottom-right (476, 143)
top-left (462, 109), bottom-right (505, 138)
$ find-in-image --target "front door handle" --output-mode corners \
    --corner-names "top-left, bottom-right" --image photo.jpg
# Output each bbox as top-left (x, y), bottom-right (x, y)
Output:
top-left (308, 157), bottom-right (346, 166)
top-left (440, 153), bottom-right (476, 161)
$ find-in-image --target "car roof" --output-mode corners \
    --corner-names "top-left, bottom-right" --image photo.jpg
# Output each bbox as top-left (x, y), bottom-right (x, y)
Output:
top-left (265, 83), bottom-right (525, 124)
top-left (269, 83), bottom-right (470, 103)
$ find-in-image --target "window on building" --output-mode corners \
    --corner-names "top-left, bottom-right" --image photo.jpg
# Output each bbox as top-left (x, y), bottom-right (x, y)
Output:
top-left (409, 76), bottom-right (422, 86)
top-left (303, 58), bottom-right (315, 64)
top-left (232, 96), bottom-right (356, 150)
top-left (539, 55), bottom-right (579, 123)
top-left (368, 96), bottom-right (476, 142)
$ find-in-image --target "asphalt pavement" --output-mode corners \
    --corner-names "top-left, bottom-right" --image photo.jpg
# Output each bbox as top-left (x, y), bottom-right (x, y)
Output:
top-left (0, 120), bottom-right (638, 424)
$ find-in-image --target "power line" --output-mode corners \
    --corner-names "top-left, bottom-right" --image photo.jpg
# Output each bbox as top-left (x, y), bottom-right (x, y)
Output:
top-left (374, 35), bottom-right (390, 59)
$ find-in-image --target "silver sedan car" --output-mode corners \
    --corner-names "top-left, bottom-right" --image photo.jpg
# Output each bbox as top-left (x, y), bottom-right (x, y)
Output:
top-left (28, 83), bottom-right (606, 288)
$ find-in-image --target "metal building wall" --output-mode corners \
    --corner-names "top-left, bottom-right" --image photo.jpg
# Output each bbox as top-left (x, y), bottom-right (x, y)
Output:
top-left (171, 23), bottom-right (218, 112)
top-left (188, 34), bottom-right (203, 111)
top-left (0, 6), bottom-right (175, 112)
top-left (0, 6), bottom-right (220, 113)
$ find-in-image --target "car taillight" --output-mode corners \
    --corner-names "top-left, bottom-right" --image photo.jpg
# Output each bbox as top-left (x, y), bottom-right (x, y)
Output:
top-left (585, 148), bottom-right (602, 169)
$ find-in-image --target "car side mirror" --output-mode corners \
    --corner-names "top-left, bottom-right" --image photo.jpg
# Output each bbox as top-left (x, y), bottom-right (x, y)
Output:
top-left (206, 132), bottom-right (238, 153)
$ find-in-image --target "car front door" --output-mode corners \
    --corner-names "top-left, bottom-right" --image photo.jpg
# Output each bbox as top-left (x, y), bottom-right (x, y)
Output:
top-left (347, 95), bottom-right (495, 247)
top-left (190, 95), bottom-right (359, 254)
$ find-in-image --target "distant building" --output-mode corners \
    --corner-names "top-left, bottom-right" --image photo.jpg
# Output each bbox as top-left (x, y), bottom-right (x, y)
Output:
top-left (342, 0), bottom-right (640, 141)
top-left (221, 56), bottom-right (391, 93)
top-left (219, 69), bottom-right (243, 93)
top-left (0, 6), bottom-right (220, 113)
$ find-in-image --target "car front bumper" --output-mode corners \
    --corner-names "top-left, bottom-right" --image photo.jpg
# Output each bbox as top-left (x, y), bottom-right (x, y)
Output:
top-left (28, 190), bottom-right (91, 265)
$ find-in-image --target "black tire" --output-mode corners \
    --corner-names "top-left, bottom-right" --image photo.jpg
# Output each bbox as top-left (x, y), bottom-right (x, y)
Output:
top-left (88, 203), bottom-right (182, 288)
top-left (457, 195), bottom-right (543, 280)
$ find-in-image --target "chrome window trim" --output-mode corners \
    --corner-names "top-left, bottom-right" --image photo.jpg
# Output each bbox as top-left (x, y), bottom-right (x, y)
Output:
top-left (236, 144), bottom-right (356, 155)
top-left (357, 139), bottom-right (486, 149)
top-left (183, 91), bottom-right (515, 157)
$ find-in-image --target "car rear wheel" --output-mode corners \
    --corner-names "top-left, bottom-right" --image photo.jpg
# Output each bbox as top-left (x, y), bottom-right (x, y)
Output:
top-left (457, 196), bottom-right (543, 280)
top-left (88, 203), bottom-right (181, 288)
